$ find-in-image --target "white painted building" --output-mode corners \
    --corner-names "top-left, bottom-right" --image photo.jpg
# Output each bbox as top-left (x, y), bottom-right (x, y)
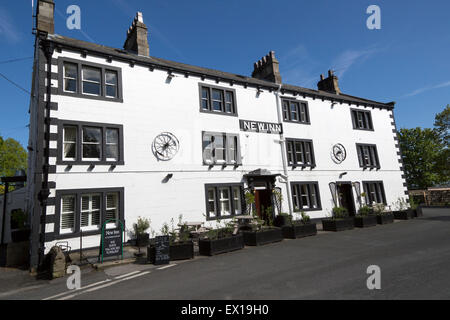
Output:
top-left (27, 0), bottom-right (408, 269)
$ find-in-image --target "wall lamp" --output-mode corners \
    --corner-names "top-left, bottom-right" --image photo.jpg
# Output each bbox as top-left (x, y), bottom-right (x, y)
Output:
top-left (339, 172), bottom-right (348, 179)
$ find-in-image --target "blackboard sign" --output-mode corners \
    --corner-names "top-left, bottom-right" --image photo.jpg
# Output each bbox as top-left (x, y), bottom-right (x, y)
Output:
top-left (154, 235), bottom-right (170, 265)
top-left (102, 228), bottom-right (123, 260)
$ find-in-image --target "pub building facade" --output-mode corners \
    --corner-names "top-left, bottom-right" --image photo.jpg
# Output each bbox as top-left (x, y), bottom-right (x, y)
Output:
top-left (27, 0), bottom-right (409, 269)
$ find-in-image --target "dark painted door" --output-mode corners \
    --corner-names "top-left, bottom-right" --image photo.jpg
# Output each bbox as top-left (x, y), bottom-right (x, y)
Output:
top-left (337, 184), bottom-right (356, 216)
top-left (254, 189), bottom-right (273, 221)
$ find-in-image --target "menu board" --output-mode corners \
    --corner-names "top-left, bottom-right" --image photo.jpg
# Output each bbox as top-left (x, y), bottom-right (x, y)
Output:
top-left (154, 235), bottom-right (170, 265)
top-left (102, 228), bottom-right (122, 259)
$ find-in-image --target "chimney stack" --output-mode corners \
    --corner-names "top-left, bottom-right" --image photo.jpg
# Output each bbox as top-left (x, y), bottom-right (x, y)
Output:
top-left (317, 70), bottom-right (341, 95)
top-left (251, 51), bottom-right (282, 84)
top-left (123, 12), bottom-right (150, 57)
top-left (36, 0), bottom-right (55, 34)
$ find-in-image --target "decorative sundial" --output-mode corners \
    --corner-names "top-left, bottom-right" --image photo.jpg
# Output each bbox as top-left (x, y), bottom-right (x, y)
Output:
top-left (331, 143), bottom-right (346, 164)
top-left (152, 132), bottom-right (179, 161)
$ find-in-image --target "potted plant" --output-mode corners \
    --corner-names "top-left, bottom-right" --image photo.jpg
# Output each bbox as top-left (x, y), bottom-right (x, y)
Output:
top-left (281, 211), bottom-right (317, 239)
top-left (354, 205), bottom-right (377, 228)
top-left (393, 198), bottom-right (414, 220)
top-left (410, 197), bottom-right (422, 217)
top-left (373, 203), bottom-right (394, 224)
top-left (322, 207), bottom-right (354, 231)
top-left (148, 215), bottom-right (194, 263)
top-left (133, 216), bottom-right (150, 247)
top-left (274, 212), bottom-right (291, 227)
top-left (241, 206), bottom-right (283, 246)
top-left (198, 219), bottom-right (244, 256)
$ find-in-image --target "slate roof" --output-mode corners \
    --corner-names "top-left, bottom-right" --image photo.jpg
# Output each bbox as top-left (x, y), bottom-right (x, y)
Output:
top-left (48, 34), bottom-right (394, 109)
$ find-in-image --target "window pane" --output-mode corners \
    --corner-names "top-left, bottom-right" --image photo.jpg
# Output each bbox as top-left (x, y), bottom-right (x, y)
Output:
top-left (83, 67), bottom-right (101, 82)
top-left (83, 81), bottom-right (101, 95)
top-left (290, 102), bottom-right (298, 121)
top-left (63, 126), bottom-right (77, 159)
top-left (106, 128), bottom-right (118, 143)
top-left (283, 101), bottom-right (289, 120)
top-left (65, 79), bottom-right (77, 92)
top-left (219, 188), bottom-right (230, 216)
top-left (295, 142), bottom-right (304, 164)
top-left (83, 127), bottom-right (101, 143)
top-left (202, 134), bottom-right (213, 163)
top-left (300, 185), bottom-right (310, 208)
top-left (212, 89), bottom-right (223, 111)
top-left (106, 85), bottom-right (117, 98)
top-left (61, 196), bottom-right (75, 230)
top-left (65, 63), bottom-right (77, 78)
top-left (106, 193), bottom-right (118, 223)
top-left (225, 92), bottom-right (233, 113)
top-left (233, 187), bottom-right (242, 215)
top-left (213, 135), bottom-right (225, 161)
top-left (287, 141), bottom-right (294, 164)
top-left (83, 144), bottom-right (101, 158)
top-left (105, 71), bottom-right (117, 85)
top-left (208, 188), bottom-right (216, 217)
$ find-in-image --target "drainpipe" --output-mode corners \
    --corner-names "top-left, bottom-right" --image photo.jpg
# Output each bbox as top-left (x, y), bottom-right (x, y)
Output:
top-left (274, 84), bottom-right (293, 215)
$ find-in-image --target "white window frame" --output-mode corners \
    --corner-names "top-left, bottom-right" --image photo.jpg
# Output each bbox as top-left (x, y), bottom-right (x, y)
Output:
top-left (63, 126), bottom-right (77, 161)
top-left (80, 194), bottom-right (101, 231)
top-left (60, 195), bottom-right (75, 234)
top-left (63, 63), bottom-right (78, 93)
top-left (82, 66), bottom-right (102, 96)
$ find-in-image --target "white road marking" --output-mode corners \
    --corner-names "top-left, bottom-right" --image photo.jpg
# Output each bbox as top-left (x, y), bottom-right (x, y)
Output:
top-left (55, 271), bottom-right (151, 300)
top-left (157, 264), bottom-right (177, 270)
top-left (113, 270), bottom-right (141, 279)
top-left (42, 279), bottom-right (112, 300)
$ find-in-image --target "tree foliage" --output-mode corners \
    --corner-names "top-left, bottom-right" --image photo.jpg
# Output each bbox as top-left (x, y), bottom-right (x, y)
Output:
top-left (0, 135), bottom-right (28, 182)
top-left (398, 105), bottom-right (449, 189)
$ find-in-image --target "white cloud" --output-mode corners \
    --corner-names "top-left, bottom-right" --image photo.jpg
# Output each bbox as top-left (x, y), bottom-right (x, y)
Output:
top-left (0, 7), bottom-right (21, 43)
top-left (402, 81), bottom-right (450, 98)
top-left (331, 48), bottom-right (380, 78)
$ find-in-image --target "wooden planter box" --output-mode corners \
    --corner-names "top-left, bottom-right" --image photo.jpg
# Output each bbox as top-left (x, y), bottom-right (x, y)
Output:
top-left (376, 213), bottom-right (394, 224)
top-left (413, 208), bottom-right (422, 217)
top-left (242, 227), bottom-right (283, 246)
top-left (136, 233), bottom-right (150, 247)
top-left (11, 229), bottom-right (31, 242)
top-left (393, 210), bottom-right (414, 220)
top-left (199, 234), bottom-right (244, 256)
top-left (273, 215), bottom-right (291, 227)
top-left (354, 215), bottom-right (377, 228)
top-left (147, 241), bottom-right (194, 263)
top-left (281, 223), bottom-right (317, 239)
top-left (322, 218), bottom-right (354, 232)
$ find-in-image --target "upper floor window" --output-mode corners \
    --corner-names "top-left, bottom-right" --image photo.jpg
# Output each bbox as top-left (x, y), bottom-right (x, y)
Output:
top-left (351, 109), bottom-right (373, 130)
top-left (356, 144), bottom-right (380, 169)
top-left (58, 120), bottom-right (124, 165)
top-left (282, 99), bottom-right (310, 124)
top-left (58, 58), bottom-right (122, 102)
top-left (363, 181), bottom-right (386, 205)
top-left (286, 138), bottom-right (316, 168)
top-left (202, 131), bottom-right (241, 166)
top-left (199, 84), bottom-right (237, 116)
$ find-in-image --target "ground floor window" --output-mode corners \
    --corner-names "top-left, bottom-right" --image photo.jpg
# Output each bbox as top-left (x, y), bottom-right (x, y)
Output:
top-left (363, 181), bottom-right (386, 205)
top-left (205, 184), bottom-right (243, 220)
top-left (55, 188), bottom-right (124, 238)
top-left (291, 182), bottom-right (321, 211)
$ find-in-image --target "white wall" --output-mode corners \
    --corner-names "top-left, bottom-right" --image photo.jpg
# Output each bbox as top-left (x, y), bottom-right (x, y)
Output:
top-left (40, 49), bottom-right (407, 252)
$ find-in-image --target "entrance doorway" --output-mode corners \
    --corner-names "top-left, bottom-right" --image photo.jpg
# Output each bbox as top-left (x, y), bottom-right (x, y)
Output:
top-left (337, 183), bottom-right (356, 216)
top-left (254, 189), bottom-right (273, 221)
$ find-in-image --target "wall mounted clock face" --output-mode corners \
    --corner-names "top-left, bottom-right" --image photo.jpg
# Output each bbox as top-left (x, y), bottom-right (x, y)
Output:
top-left (331, 143), bottom-right (346, 164)
top-left (152, 132), bottom-right (179, 161)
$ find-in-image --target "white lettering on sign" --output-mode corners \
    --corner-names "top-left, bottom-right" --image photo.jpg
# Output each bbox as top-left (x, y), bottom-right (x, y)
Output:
top-left (240, 120), bottom-right (282, 134)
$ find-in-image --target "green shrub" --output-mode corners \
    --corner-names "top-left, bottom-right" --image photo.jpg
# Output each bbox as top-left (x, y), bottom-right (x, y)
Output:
top-left (133, 217), bottom-right (150, 237)
top-left (301, 211), bottom-right (310, 224)
top-left (332, 207), bottom-right (348, 219)
top-left (359, 205), bottom-right (371, 216)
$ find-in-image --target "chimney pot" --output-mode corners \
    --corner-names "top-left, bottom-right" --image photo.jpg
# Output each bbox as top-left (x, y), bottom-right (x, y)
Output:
top-left (251, 50), bottom-right (282, 84)
top-left (123, 12), bottom-right (150, 57)
top-left (318, 70), bottom-right (341, 95)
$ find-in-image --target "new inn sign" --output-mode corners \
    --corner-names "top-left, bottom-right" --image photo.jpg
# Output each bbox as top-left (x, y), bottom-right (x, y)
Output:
top-left (239, 120), bottom-right (283, 134)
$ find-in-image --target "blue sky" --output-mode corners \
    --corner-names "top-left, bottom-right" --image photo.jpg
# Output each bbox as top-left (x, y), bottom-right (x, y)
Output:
top-left (0, 0), bottom-right (449, 147)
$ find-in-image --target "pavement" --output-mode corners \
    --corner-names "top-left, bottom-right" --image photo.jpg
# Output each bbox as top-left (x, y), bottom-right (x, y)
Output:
top-left (0, 207), bottom-right (449, 300)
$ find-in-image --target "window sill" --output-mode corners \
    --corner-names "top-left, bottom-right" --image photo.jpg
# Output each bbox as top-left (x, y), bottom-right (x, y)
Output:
top-left (199, 109), bottom-right (238, 117)
top-left (283, 120), bottom-right (311, 125)
top-left (58, 90), bottom-right (123, 103)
